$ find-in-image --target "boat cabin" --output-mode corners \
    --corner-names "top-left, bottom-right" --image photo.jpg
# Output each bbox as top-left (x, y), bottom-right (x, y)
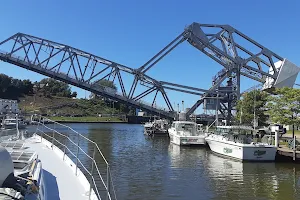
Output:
top-left (215, 126), bottom-right (256, 144)
top-left (215, 126), bottom-right (255, 135)
top-left (171, 121), bottom-right (203, 136)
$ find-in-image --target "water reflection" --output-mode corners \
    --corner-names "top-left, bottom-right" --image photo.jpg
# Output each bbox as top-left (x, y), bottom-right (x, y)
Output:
top-left (26, 123), bottom-right (300, 200)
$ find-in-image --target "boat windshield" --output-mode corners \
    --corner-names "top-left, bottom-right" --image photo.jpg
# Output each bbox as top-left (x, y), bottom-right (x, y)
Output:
top-left (176, 123), bottom-right (195, 134)
top-left (215, 126), bottom-right (254, 135)
top-left (215, 126), bottom-right (255, 144)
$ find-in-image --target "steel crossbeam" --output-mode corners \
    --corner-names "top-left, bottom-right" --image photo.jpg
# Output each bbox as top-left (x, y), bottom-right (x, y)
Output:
top-left (0, 22), bottom-right (296, 122)
top-left (0, 32), bottom-right (210, 119)
top-left (138, 22), bottom-right (291, 123)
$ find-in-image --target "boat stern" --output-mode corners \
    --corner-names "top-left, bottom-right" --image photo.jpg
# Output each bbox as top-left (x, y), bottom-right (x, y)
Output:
top-left (243, 146), bottom-right (277, 161)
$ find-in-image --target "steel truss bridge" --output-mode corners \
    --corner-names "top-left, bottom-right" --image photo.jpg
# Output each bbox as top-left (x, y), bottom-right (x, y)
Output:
top-left (0, 22), bottom-right (299, 122)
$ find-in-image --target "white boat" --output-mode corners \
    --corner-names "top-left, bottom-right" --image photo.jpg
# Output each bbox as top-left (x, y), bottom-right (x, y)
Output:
top-left (1, 118), bottom-right (26, 130)
top-left (168, 121), bottom-right (207, 145)
top-left (205, 126), bottom-right (277, 161)
top-left (0, 116), bottom-right (116, 200)
top-left (0, 140), bottom-right (44, 199)
top-left (144, 119), bottom-right (169, 136)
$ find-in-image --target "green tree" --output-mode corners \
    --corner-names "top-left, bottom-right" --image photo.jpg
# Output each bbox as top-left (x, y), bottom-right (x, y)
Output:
top-left (90, 79), bottom-right (117, 99)
top-left (267, 87), bottom-right (300, 138)
top-left (236, 89), bottom-right (269, 127)
top-left (97, 79), bottom-right (117, 90)
top-left (0, 74), bottom-right (11, 93)
top-left (22, 79), bottom-right (34, 94)
top-left (0, 74), bottom-right (33, 99)
top-left (40, 78), bottom-right (72, 97)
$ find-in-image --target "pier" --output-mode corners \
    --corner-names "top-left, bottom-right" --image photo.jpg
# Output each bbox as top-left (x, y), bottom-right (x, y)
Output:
top-left (277, 147), bottom-right (300, 162)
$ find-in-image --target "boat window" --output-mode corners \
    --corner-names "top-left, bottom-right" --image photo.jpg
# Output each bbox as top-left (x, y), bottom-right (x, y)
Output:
top-left (197, 124), bottom-right (203, 131)
top-left (177, 123), bottom-right (195, 133)
top-left (172, 123), bottom-right (175, 128)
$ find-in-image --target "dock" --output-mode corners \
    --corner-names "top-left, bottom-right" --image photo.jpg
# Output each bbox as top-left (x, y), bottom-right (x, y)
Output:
top-left (276, 146), bottom-right (300, 162)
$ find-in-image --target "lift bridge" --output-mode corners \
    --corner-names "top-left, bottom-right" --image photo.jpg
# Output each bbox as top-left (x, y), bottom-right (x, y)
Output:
top-left (0, 22), bottom-right (299, 122)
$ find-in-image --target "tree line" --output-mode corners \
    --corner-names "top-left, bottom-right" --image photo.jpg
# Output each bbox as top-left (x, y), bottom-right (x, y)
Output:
top-left (0, 73), bottom-right (136, 115)
top-left (236, 87), bottom-right (300, 137)
top-left (0, 74), bottom-right (34, 99)
top-left (0, 74), bottom-right (78, 99)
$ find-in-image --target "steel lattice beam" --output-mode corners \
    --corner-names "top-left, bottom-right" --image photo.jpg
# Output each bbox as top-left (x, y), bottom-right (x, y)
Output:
top-left (0, 22), bottom-right (296, 123)
top-left (0, 32), bottom-right (208, 119)
top-left (138, 22), bottom-right (293, 122)
top-left (0, 33), bottom-right (177, 118)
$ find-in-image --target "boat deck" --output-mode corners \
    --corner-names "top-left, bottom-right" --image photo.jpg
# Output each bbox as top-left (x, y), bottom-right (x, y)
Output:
top-left (25, 136), bottom-right (91, 200)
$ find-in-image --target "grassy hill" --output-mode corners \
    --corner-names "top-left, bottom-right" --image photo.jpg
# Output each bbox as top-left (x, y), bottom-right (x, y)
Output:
top-left (19, 93), bottom-right (123, 117)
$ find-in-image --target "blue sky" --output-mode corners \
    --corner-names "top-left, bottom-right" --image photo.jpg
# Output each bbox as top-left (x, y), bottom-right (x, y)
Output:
top-left (0, 0), bottom-right (300, 113)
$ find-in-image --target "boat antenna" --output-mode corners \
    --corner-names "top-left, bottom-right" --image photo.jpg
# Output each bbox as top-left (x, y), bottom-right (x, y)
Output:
top-left (253, 85), bottom-right (256, 131)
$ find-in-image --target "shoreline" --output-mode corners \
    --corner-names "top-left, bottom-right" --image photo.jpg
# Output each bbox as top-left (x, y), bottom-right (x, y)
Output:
top-left (54, 120), bottom-right (128, 123)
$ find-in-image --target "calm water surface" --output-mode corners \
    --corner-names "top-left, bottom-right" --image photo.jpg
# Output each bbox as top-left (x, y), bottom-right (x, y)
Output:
top-left (36, 123), bottom-right (300, 200)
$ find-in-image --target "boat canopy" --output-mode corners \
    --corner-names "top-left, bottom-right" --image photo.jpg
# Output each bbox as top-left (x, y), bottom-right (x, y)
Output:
top-left (215, 125), bottom-right (255, 135)
top-left (172, 121), bottom-right (196, 134)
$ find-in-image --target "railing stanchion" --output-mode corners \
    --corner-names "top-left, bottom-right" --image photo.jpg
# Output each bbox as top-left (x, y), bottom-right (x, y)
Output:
top-left (75, 132), bottom-right (80, 176)
top-left (40, 116), bottom-right (44, 142)
top-left (32, 115), bottom-right (117, 199)
top-left (89, 145), bottom-right (96, 199)
top-left (63, 127), bottom-right (68, 161)
top-left (34, 115), bottom-right (40, 136)
top-left (51, 122), bottom-right (55, 148)
top-left (107, 164), bottom-right (110, 200)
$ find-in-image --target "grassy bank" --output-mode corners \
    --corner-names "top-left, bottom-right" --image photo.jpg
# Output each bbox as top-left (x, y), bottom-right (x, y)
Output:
top-left (287, 130), bottom-right (300, 135)
top-left (48, 116), bottom-right (126, 123)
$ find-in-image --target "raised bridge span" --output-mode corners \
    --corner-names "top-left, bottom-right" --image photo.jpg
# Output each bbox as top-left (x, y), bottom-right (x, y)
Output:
top-left (0, 23), bottom-right (299, 121)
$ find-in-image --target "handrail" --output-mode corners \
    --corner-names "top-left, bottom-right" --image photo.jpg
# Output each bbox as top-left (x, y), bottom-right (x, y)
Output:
top-left (41, 117), bottom-right (110, 165)
top-left (32, 115), bottom-right (117, 200)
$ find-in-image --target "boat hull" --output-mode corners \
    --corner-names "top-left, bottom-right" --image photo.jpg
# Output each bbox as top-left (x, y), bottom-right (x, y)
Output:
top-left (205, 136), bottom-right (277, 161)
top-left (169, 132), bottom-right (206, 146)
top-left (144, 126), bottom-right (168, 136)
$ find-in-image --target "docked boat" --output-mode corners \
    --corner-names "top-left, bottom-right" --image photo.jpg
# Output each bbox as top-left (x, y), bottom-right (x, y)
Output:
top-left (1, 118), bottom-right (26, 130)
top-left (168, 121), bottom-right (207, 145)
top-left (144, 119), bottom-right (169, 136)
top-left (0, 116), bottom-right (116, 200)
top-left (205, 126), bottom-right (277, 161)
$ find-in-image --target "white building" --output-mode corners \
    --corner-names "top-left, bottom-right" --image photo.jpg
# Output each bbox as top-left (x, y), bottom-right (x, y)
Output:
top-left (284, 125), bottom-right (300, 131)
top-left (0, 99), bottom-right (19, 114)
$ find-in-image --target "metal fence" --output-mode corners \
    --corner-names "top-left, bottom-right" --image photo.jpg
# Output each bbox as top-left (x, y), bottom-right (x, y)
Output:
top-left (33, 116), bottom-right (117, 200)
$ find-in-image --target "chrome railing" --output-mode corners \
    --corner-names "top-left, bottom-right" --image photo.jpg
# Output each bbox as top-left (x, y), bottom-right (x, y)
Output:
top-left (33, 116), bottom-right (117, 200)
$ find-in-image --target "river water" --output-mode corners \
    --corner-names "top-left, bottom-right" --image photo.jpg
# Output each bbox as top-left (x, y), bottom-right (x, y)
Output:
top-left (33, 123), bottom-right (300, 200)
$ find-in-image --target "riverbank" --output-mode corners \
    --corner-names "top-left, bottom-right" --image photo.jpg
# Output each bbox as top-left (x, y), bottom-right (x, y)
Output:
top-left (48, 116), bottom-right (127, 123)
top-left (286, 130), bottom-right (300, 135)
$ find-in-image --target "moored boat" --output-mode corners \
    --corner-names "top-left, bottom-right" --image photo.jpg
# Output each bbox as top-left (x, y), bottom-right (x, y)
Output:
top-left (205, 126), bottom-right (277, 161)
top-left (168, 121), bottom-right (207, 145)
top-left (1, 118), bottom-right (26, 130)
top-left (144, 119), bottom-right (169, 136)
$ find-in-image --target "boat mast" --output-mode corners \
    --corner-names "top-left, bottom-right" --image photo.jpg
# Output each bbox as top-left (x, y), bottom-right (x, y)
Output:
top-left (253, 85), bottom-right (256, 131)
